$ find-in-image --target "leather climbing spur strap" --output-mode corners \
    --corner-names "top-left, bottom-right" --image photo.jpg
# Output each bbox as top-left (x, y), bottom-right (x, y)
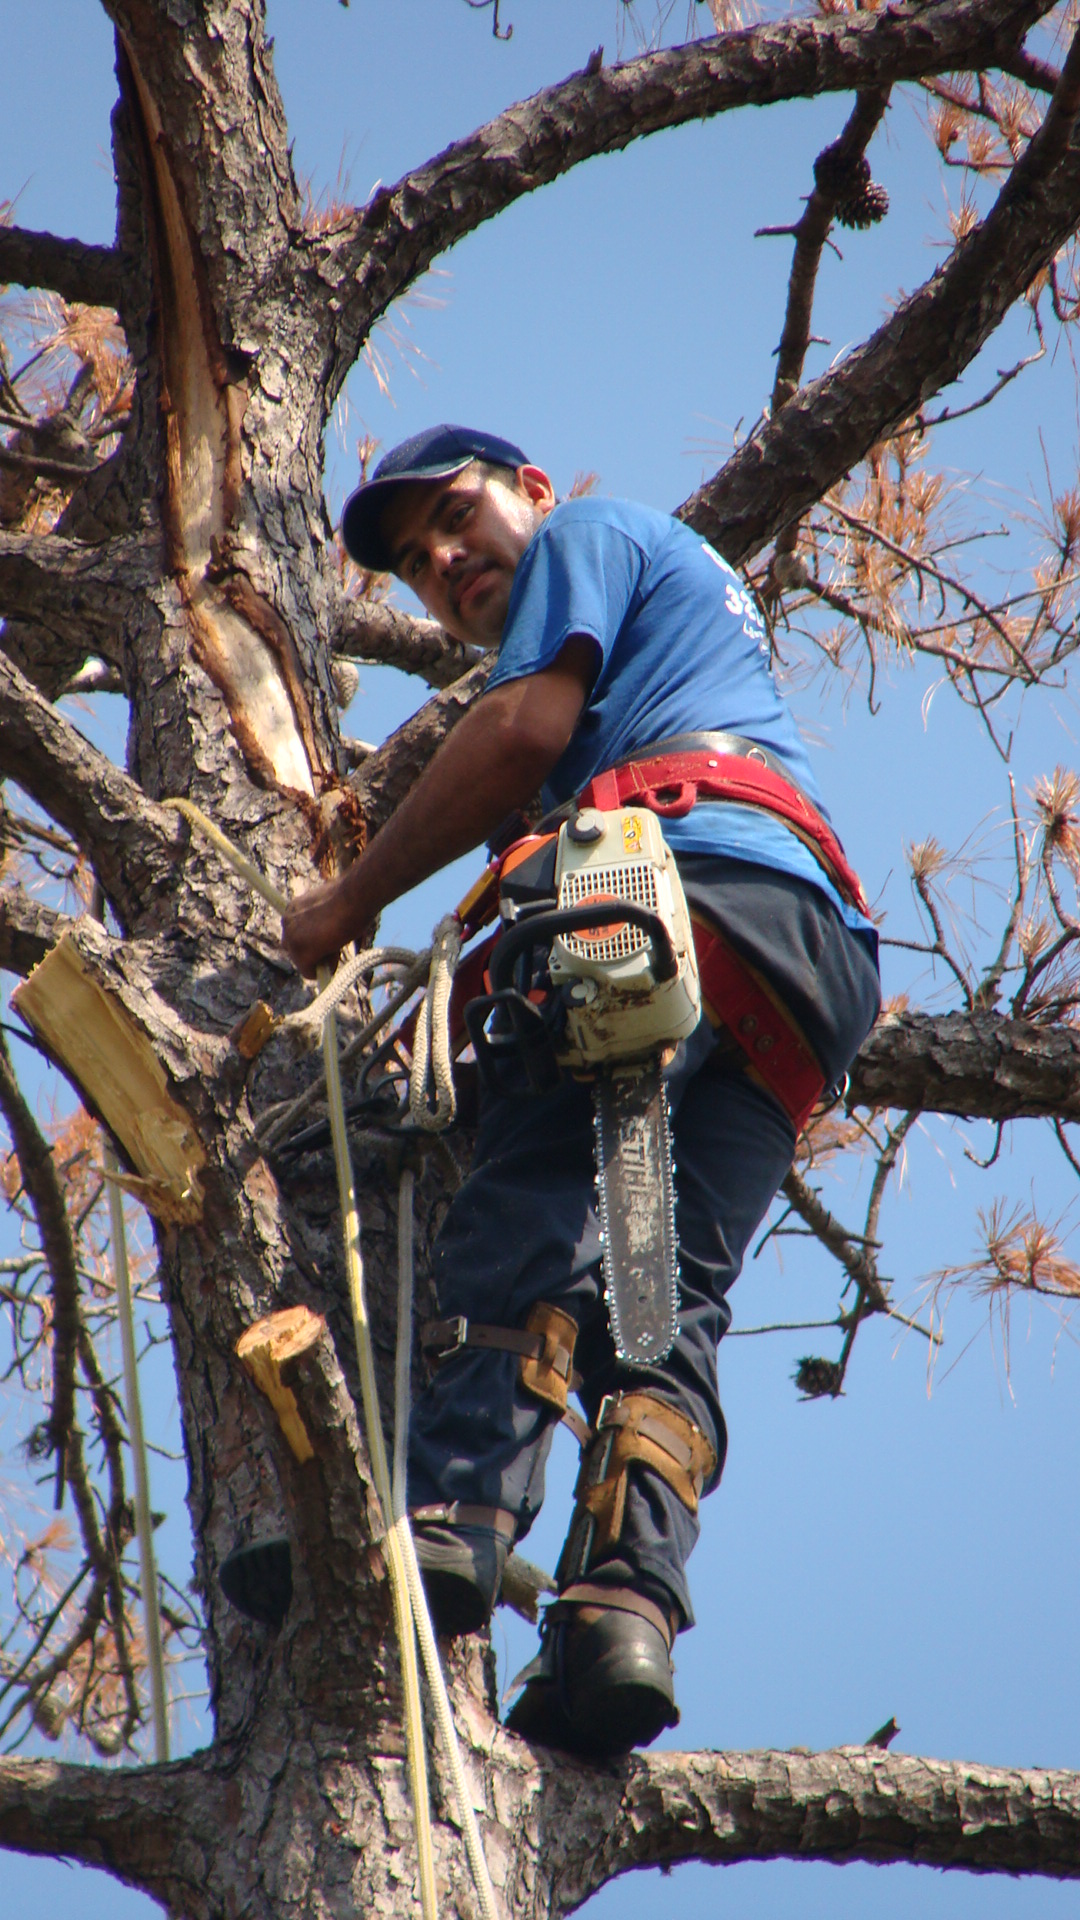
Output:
top-left (557, 1390), bottom-right (716, 1586)
top-left (409, 1502), bottom-right (517, 1541)
top-left (546, 1581), bottom-right (676, 1650)
top-left (420, 1302), bottom-right (590, 1448)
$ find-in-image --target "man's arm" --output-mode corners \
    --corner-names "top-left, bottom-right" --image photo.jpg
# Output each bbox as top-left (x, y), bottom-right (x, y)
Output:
top-left (281, 636), bottom-right (597, 974)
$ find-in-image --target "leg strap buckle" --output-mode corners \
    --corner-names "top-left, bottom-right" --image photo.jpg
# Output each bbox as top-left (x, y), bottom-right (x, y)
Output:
top-left (420, 1304), bottom-right (590, 1447)
top-left (557, 1390), bottom-right (717, 1584)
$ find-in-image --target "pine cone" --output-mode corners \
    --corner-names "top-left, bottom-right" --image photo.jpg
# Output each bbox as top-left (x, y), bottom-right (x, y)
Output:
top-left (794, 1355), bottom-right (844, 1399)
top-left (837, 179), bottom-right (890, 231)
top-left (813, 147), bottom-right (889, 230)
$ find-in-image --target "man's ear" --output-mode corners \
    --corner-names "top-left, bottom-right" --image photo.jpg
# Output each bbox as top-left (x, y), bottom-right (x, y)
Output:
top-left (516, 464), bottom-right (557, 516)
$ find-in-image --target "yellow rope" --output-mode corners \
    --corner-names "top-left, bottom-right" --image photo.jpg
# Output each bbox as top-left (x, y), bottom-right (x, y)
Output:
top-left (105, 1148), bottom-right (169, 1761)
top-left (322, 998), bottom-right (438, 1920)
top-left (168, 799), bottom-right (498, 1920)
top-left (392, 1162), bottom-right (497, 1918)
top-left (163, 799), bottom-right (288, 914)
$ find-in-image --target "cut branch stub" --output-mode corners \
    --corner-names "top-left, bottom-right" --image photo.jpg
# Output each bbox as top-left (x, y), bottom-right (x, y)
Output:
top-left (236, 1306), bottom-right (326, 1464)
top-left (11, 933), bottom-right (205, 1224)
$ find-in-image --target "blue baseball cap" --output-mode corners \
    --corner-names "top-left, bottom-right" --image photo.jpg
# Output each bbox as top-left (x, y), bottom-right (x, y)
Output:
top-left (340, 424), bottom-right (530, 572)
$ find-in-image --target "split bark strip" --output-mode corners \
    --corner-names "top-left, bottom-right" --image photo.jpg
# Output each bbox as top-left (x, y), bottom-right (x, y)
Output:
top-left (12, 935), bottom-right (206, 1227)
top-left (236, 1306), bottom-right (323, 1464)
top-left (0, 1026), bottom-right (80, 1503)
top-left (119, 40), bottom-right (320, 801)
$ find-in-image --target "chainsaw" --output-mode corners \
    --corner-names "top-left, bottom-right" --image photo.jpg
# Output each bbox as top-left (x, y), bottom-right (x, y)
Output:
top-left (464, 805), bottom-right (701, 1366)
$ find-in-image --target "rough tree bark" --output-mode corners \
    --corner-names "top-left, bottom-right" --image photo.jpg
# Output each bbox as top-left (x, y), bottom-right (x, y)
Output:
top-left (1, 4), bottom-right (1079, 1917)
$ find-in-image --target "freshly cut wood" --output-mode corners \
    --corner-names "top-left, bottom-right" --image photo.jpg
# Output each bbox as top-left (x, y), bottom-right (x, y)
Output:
top-left (11, 932), bottom-right (206, 1224)
top-left (229, 999), bottom-right (277, 1059)
top-left (236, 1306), bottom-right (328, 1463)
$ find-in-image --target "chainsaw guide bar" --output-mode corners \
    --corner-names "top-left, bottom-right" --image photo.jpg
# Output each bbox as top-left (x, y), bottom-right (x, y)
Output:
top-left (593, 1056), bottom-right (679, 1365)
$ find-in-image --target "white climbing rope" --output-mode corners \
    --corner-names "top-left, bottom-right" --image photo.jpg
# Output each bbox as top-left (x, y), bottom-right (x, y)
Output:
top-left (409, 914), bottom-right (462, 1131)
top-left (167, 799), bottom-right (497, 1920)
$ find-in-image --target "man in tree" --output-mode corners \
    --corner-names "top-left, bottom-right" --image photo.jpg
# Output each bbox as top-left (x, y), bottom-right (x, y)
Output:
top-left (282, 423), bottom-right (881, 1759)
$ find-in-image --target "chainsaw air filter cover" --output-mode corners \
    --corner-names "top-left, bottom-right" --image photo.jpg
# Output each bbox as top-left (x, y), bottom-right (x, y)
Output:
top-left (550, 807), bottom-right (701, 1067)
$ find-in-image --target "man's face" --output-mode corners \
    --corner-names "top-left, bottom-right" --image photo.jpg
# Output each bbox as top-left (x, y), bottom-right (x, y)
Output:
top-left (380, 463), bottom-right (555, 647)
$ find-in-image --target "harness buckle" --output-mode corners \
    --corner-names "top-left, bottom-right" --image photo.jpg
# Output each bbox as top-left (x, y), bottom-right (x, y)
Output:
top-left (429, 1315), bottom-right (469, 1362)
top-left (595, 1391), bottom-right (618, 1433)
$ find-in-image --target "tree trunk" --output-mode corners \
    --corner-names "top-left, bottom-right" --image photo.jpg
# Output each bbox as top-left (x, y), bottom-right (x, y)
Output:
top-left (3, 4), bottom-right (1080, 1916)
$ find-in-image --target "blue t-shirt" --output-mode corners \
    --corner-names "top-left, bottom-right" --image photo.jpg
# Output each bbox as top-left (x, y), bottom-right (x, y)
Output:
top-left (487, 497), bottom-right (872, 935)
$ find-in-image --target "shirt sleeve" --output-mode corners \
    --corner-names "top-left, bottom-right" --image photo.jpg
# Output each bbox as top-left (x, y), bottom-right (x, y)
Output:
top-left (486, 508), bottom-right (645, 691)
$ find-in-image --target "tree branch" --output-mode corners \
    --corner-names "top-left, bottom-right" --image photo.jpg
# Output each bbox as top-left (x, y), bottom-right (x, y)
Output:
top-left (318, 0), bottom-right (1058, 371)
top-left (330, 597), bottom-right (483, 689)
top-left (999, 44), bottom-right (1061, 93)
top-left (680, 23), bottom-right (1080, 564)
top-left (0, 651), bottom-right (183, 927)
top-left (0, 1753), bottom-right (205, 1906)
top-left (0, 224), bottom-right (123, 309)
top-left (546, 1745), bottom-right (1080, 1897)
top-left (0, 528), bottom-right (141, 696)
top-left (849, 1009), bottom-right (1080, 1121)
top-left (770, 89), bottom-right (892, 415)
top-left (0, 444), bottom-right (101, 486)
top-left (0, 1025), bottom-right (80, 1502)
top-left (0, 886), bottom-right (69, 977)
top-left (348, 655), bottom-right (493, 833)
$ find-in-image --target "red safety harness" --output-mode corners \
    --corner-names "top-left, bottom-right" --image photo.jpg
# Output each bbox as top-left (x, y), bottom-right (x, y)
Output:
top-left (577, 747), bottom-right (869, 919)
top-left (443, 744), bottom-right (869, 1135)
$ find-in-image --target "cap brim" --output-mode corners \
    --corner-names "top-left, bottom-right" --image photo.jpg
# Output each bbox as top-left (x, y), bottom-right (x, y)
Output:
top-left (340, 456), bottom-right (473, 572)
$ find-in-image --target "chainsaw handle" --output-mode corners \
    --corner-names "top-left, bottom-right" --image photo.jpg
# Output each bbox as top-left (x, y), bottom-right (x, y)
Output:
top-left (487, 902), bottom-right (679, 993)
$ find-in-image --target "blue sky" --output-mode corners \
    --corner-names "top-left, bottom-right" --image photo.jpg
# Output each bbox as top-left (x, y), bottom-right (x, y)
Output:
top-left (2, 5), bottom-right (1079, 1917)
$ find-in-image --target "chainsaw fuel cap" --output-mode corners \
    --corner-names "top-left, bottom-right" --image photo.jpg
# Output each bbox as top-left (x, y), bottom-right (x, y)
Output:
top-left (568, 808), bottom-right (605, 844)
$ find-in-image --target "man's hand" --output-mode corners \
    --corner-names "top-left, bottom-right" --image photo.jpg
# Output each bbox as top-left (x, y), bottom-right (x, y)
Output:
top-left (278, 637), bottom-right (596, 977)
top-left (280, 875), bottom-right (361, 978)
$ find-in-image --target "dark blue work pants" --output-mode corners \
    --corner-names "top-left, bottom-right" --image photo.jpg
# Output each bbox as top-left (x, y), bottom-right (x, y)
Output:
top-left (408, 855), bottom-right (881, 1628)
